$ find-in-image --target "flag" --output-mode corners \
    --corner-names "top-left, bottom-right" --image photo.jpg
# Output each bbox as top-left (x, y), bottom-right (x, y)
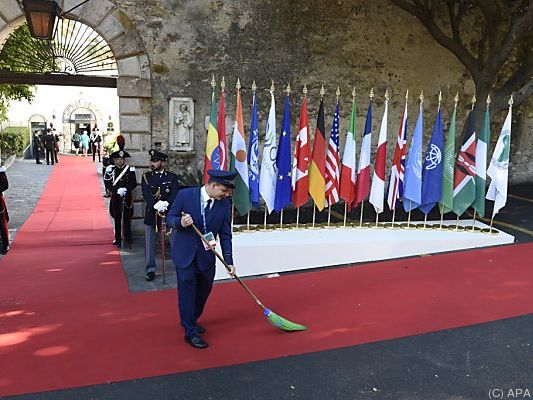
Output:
top-left (217, 87), bottom-right (228, 170)
top-left (247, 92), bottom-right (260, 208)
top-left (291, 95), bottom-right (310, 207)
top-left (274, 94), bottom-right (292, 212)
top-left (419, 108), bottom-right (444, 214)
top-left (486, 102), bottom-right (512, 217)
top-left (472, 100), bottom-right (491, 217)
top-left (308, 99), bottom-right (326, 211)
top-left (259, 90), bottom-right (278, 214)
top-left (369, 96), bottom-right (388, 214)
top-left (203, 91), bottom-right (219, 183)
top-left (339, 98), bottom-right (357, 205)
top-left (230, 86), bottom-right (250, 216)
top-left (452, 111), bottom-right (477, 216)
top-left (325, 101), bottom-right (341, 206)
top-left (403, 101), bottom-right (423, 212)
top-left (386, 101), bottom-right (408, 211)
top-left (439, 101), bottom-right (457, 215)
top-left (353, 100), bottom-right (373, 207)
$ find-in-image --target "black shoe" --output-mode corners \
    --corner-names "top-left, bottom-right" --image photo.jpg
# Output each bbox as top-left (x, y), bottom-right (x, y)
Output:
top-left (184, 334), bottom-right (208, 349)
top-left (145, 271), bottom-right (155, 281)
top-left (36, 162), bottom-right (43, 164)
top-left (197, 325), bottom-right (206, 334)
top-left (1, 246), bottom-right (9, 255)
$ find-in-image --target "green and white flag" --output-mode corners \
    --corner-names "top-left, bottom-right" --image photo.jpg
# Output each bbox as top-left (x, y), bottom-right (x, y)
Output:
top-left (472, 98), bottom-right (491, 217)
top-left (486, 100), bottom-right (512, 218)
top-left (439, 100), bottom-right (457, 214)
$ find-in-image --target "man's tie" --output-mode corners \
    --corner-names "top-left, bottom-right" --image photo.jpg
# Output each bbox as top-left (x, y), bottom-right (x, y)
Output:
top-left (204, 199), bottom-right (212, 218)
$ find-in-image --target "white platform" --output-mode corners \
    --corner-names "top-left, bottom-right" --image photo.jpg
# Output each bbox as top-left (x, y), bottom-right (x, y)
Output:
top-left (214, 219), bottom-right (515, 280)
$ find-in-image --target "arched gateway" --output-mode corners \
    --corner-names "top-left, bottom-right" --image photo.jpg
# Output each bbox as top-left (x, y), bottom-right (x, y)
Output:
top-left (0, 0), bottom-right (152, 153)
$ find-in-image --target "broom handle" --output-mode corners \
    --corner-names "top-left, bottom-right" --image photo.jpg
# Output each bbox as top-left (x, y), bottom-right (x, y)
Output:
top-left (182, 212), bottom-right (266, 311)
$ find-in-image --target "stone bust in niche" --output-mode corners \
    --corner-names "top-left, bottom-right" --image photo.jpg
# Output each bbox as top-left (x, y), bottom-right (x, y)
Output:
top-left (175, 104), bottom-right (192, 146)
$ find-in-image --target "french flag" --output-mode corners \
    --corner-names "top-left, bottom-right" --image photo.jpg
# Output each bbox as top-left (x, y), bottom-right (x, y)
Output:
top-left (353, 99), bottom-right (373, 207)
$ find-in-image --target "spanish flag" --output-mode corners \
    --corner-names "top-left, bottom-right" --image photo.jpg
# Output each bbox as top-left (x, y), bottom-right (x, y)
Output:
top-left (308, 99), bottom-right (326, 210)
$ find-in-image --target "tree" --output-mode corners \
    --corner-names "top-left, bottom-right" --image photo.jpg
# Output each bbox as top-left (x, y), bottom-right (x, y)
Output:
top-left (0, 84), bottom-right (34, 123)
top-left (390, 0), bottom-right (533, 117)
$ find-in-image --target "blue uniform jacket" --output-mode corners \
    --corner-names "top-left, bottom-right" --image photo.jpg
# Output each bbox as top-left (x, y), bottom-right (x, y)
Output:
top-left (167, 186), bottom-right (233, 270)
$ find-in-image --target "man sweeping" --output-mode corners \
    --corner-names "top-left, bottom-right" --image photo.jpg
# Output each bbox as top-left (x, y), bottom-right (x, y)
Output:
top-left (166, 169), bottom-right (236, 349)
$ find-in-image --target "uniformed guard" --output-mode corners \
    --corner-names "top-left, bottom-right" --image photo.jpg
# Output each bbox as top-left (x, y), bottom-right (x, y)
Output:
top-left (141, 149), bottom-right (181, 281)
top-left (0, 165), bottom-right (9, 255)
top-left (104, 150), bottom-right (137, 248)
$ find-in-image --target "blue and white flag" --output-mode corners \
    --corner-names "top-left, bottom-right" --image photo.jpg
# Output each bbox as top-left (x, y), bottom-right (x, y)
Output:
top-left (259, 91), bottom-right (278, 214)
top-left (403, 101), bottom-right (423, 212)
top-left (247, 92), bottom-right (260, 208)
top-left (274, 94), bottom-right (292, 212)
top-left (419, 108), bottom-right (443, 214)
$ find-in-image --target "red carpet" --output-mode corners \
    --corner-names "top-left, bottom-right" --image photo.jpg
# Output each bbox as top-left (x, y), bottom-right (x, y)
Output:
top-left (1, 156), bottom-right (533, 396)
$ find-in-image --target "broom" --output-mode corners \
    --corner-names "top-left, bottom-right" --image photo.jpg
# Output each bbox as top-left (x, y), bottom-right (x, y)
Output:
top-left (182, 212), bottom-right (306, 332)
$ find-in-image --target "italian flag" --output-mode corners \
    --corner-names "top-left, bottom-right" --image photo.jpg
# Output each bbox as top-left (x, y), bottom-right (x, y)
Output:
top-left (339, 97), bottom-right (357, 205)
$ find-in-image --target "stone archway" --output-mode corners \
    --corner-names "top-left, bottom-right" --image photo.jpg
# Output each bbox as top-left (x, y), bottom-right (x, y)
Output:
top-left (62, 99), bottom-right (104, 152)
top-left (0, 0), bottom-right (152, 153)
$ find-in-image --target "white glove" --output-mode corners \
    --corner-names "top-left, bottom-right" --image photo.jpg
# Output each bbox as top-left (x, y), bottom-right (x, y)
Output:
top-left (153, 200), bottom-right (169, 212)
top-left (117, 187), bottom-right (127, 196)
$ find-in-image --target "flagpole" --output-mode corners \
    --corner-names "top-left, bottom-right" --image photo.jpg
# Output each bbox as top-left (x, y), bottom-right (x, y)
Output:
top-left (489, 216), bottom-right (494, 233)
top-left (231, 204), bottom-right (235, 232)
top-left (439, 209), bottom-right (444, 229)
top-left (375, 211), bottom-right (379, 227)
top-left (359, 200), bottom-right (364, 227)
top-left (471, 209), bottom-right (477, 231)
top-left (343, 202), bottom-right (347, 227)
top-left (407, 201), bottom-right (412, 228)
top-left (391, 207), bottom-right (396, 228)
top-left (327, 206), bottom-right (331, 227)
top-left (296, 207), bottom-right (300, 228)
top-left (263, 208), bottom-right (267, 230)
top-left (455, 214), bottom-right (460, 231)
top-left (247, 212), bottom-right (250, 231)
top-left (280, 209), bottom-right (284, 228)
top-left (312, 203), bottom-right (316, 228)
top-left (423, 214), bottom-right (427, 229)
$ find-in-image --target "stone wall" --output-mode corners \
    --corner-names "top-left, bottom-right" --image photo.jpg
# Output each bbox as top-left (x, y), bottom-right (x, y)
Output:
top-left (112, 0), bottom-right (530, 184)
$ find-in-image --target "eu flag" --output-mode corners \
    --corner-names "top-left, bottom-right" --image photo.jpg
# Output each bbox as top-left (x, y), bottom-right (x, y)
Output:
top-left (419, 109), bottom-right (444, 214)
top-left (274, 94), bottom-right (292, 212)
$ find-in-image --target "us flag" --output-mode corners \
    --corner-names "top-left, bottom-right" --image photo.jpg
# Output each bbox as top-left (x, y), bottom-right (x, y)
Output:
top-left (325, 101), bottom-right (341, 206)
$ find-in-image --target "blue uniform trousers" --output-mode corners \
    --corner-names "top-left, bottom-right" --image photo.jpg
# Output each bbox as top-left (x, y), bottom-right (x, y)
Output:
top-left (176, 255), bottom-right (215, 337)
top-left (145, 225), bottom-right (176, 274)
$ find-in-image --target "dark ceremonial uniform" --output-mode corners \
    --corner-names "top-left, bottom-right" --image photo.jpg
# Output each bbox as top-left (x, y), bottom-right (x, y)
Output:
top-left (0, 166), bottom-right (10, 254)
top-left (104, 150), bottom-right (137, 247)
top-left (166, 169), bottom-right (236, 347)
top-left (33, 131), bottom-right (43, 164)
top-left (43, 130), bottom-right (56, 165)
top-left (141, 149), bottom-right (181, 280)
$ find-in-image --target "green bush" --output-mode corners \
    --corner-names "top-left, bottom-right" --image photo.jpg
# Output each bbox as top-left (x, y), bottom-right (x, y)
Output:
top-left (1, 126), bottom-right (30, 159)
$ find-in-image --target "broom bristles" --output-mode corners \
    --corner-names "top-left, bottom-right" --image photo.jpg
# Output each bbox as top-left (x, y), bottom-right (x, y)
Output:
top-left (264, 309), bottom-right (307, 331)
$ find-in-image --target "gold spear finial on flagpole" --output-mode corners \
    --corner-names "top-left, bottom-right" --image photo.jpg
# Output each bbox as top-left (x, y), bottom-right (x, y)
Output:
top-left (385, 88), bottom-right (390, 101)
top-left (454, 92), bottom-right (459, 105)
top-left (252, 80), bottom-right (257, 92)
top-left (352, 86), bottom-right (356, 100)
top-left (270, 80), bottom-right (275, 93)
top-left (509, 94), bottom-right (514, 107)
top-left (487, 93), bottom-right (491, 105)
top-left (221, 76), bottom-right (226, 91)
top-left (236, 78), bottom-right (241, 90)
top-left (211, 74), bottom-right (216, 89)
top-left (336, 85), bottom-right (340, 101)
top-left (286, 83), bottom-right (291, 95)
top-left (320, 85), bottom-right (325, 99)
top-left (405, 89), bottom-right (409, 102)
top-left (369, 87), bottom-right (374, 100)
top-left (438, 90), bottom-right (442, 106)
top-left (419, 90), bottom-right (424, 103)
top-left (471, 93), bottom-right (476, 110)
top-left (303, 84), bottom-right (308, 96)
